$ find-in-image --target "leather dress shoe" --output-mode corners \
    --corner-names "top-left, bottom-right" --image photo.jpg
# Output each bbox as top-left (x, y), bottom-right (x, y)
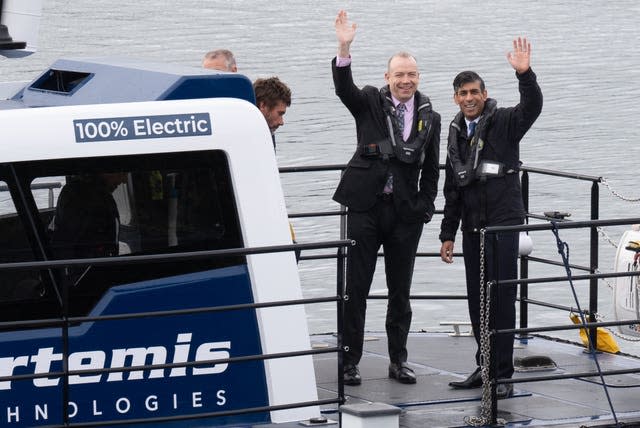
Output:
top-left (343, 364), bottom-right (361, 386)
top-left (496, 383), bottom-right (513, 399)
top-left (449, 367), bottom-right (482, 389)
top-left (388, 362), bottom-right (417, 384)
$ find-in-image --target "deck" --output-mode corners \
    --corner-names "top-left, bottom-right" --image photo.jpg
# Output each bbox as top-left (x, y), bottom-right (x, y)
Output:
top-left (291, 331), bottom-right (640, 427)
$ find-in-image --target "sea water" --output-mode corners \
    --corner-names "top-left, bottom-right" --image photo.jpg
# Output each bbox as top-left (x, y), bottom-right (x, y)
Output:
top-left (1, 0), bottom-right (639, 354)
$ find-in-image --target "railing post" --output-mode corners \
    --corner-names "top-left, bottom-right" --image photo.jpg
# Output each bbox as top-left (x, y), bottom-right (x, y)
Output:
top-left (520, 171), bottom-right (529, 332)
top-left (589, 181), bottom-right (599, 349)
top-left (337, 240), bottom-right (346, 410)
top-left (489, 233), bottom-right (500, 425)
top-left (338, 197), bottom-right (348, 421)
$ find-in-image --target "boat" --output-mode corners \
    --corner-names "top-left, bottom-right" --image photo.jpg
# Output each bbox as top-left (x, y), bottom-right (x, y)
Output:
top-left (2, 4), bottom-right (640, 428)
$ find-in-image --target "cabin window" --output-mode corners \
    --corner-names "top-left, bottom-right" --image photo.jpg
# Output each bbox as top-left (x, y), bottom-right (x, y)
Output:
top-left (0, 180), bottom-right (46, 303)
top-left (30, 69), bottom-right (92, 94)
top-left (0, 151), bottom-right (243, 321)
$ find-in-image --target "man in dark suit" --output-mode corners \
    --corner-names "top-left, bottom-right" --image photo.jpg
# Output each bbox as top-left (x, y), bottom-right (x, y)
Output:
top-left (332, 10), bottom-right (440, 385)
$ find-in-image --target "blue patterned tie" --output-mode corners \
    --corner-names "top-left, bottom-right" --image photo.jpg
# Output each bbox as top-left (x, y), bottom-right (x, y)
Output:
top-left (468, 121), bottom-right (476, 138)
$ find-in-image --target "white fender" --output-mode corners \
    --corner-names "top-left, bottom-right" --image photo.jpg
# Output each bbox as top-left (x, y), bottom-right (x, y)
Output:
top-left (613, 228), bottom-right (640, 337)
top-left (519, 231), bottom-right (533, 256)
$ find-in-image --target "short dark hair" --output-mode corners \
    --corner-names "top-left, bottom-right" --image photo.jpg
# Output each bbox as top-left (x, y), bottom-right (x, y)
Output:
top-left (253, 77), bottom-right (291, 108)
top-left (453, 71), bottom-right (485, 93)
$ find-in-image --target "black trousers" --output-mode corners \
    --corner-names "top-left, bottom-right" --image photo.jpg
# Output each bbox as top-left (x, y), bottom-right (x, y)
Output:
top-left (462, 229), bottom-right (519, 379)
top-left (343, 197), bottom-right (424, 366)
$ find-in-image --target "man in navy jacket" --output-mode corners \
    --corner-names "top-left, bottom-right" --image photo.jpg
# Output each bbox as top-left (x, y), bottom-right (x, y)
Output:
top-left (440, 37), bottom-right (543, 399)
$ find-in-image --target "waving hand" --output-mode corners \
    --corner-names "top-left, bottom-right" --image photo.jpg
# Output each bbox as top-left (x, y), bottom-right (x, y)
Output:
top-left (506, 37), bottom-right (531, 74)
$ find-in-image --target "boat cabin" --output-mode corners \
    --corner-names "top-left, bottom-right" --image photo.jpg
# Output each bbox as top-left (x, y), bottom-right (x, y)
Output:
top-left (0, 59), bottom-right (319, 427)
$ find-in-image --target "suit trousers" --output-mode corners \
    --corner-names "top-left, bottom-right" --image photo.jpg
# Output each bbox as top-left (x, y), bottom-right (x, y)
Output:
top-left (462, 229), bottom-right (519, 379)
top-left (343, 196), bottom-right (424, 366)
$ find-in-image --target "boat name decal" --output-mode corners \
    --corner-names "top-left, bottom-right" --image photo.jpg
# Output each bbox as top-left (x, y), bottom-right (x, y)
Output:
top-left (0, 333), bottom-right (231, 391)
top-left (73, 113), bottom-right (212, 142)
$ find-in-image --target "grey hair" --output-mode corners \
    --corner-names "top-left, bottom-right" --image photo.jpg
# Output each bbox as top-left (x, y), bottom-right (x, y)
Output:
top-left (203, 49), bottom-right (237, 71)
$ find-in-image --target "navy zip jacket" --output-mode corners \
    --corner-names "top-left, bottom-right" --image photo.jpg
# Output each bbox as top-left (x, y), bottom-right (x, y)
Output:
top-left (439, 68), bottom-right (543, 241)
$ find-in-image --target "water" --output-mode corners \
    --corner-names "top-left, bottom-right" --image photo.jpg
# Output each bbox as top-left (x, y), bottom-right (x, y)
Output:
top-left (2, 0), bottom-right (640, 353)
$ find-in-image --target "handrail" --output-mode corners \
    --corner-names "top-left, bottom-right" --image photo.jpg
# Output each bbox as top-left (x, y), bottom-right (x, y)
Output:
top-left (486, 217), bottom-right (640, 233)
top-left (0, 239), bottom-right (352, 271)
top-left (0, 181), bottom-right (61, 208)
top-left (520, 164), bottom-right (602, 182)
top-left (0, 238), bottom-right (351, 427)
top-left (4, 164), bottom-right (633, 426)
top-left (280, 162), bottom-right (640, 426)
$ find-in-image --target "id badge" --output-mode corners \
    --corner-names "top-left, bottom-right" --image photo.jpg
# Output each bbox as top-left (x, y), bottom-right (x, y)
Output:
top-left (478, 160), bottom-right (503, 177)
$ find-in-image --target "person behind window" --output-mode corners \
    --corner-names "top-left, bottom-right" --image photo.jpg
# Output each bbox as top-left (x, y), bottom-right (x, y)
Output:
top-left (50, 173), bottom-right (126, 262)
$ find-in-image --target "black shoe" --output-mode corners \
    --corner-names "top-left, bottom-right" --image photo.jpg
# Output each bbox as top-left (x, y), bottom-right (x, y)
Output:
top-left (449, 367), bottom-right (482, 389)
top-left (388, 362), bottom-right (417, 384)
top-left (496, 383), bottom-right (514, 399)
top-left (343, 364), bottom-right (361, 386)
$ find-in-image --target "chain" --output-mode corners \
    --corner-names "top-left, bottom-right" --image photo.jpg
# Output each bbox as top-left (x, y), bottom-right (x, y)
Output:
top-left (596, 220), bottom-right (640, 342)
top-left (601, 177), bottom-right (640, 203)
top-left (607, 324), bottom-right (640, 342)
top-left (478, 229), bottom-right (492, 423)
top-left (596, 177), bottom-right (640, 342)
top-left (583, 309), bottom-right (640, 342)
top-left (595, 269), bottom-right (616, 291)
top-left (597, 226), bottom-right (620, 249)
top-left (464, 230), bottom-right (505, 427)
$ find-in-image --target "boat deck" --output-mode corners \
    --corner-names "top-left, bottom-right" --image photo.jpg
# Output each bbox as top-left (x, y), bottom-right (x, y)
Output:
top-left (296, 331), bottom-right (640, 427)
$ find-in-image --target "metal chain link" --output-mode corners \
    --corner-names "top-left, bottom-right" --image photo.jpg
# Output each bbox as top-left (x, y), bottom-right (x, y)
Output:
top-left (464, 230), bottom-right (505, 427)
top-left (597, 177), bottom-right (640, 342)
top-left (608, 325), bottom-right (640, 342)
top-left (601, 177), bottom-right (640, 202)
top-left (597, 226), bottom-right (620, 249)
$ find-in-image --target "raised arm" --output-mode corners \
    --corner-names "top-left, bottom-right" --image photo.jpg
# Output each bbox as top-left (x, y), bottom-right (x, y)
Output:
top-left (335, 10), bottom-right (357, 58)
top-left (506, 37), bottom-right (531, 74)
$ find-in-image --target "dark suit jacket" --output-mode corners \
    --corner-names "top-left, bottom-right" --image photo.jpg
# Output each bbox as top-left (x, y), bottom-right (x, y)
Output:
top-left (331, 58), bottom-right (441, 223)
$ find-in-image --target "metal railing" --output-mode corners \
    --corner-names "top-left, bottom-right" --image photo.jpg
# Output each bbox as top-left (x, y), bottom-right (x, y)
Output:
top-left (4, 164), bottom-right (639, 426)
top-left (281, 164), bottom-right (637, 336)
top-left (0, 181), bottom-right (61, 208)
top-left (485, 218), bottom-right (640, 426)
top-left (280, 163), bottom-right (640, 426)
top-left (0, 240), bottom-right (350, 427)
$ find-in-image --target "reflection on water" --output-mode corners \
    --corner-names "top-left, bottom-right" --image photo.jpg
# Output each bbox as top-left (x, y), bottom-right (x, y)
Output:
top-left (1, 0), bottom-right (640, 353)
